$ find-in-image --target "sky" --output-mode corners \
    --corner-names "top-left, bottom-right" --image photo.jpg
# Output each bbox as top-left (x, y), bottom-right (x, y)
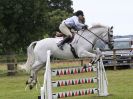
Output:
top-left (72, 0), bottom-right (133, 36)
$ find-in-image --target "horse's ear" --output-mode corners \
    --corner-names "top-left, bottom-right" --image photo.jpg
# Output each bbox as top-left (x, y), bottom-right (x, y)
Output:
top-left (110, 26), bottom-right (113, 30)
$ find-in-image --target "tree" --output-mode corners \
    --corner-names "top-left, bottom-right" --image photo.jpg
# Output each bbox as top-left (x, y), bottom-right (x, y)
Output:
top-left (45, 0), bottom-right (73, 37)
top-left (46, 9), bottom-right (72, 37)
top-left (0, 0), bottom-right (48, 54)
top-left (0, 0), bottom-right (73, 54)
top-left (47, 0), bottom-right (73, 13)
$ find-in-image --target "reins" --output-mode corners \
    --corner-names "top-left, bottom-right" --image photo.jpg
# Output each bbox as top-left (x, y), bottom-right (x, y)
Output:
top-left (76, 28), bottom-right (111, 49)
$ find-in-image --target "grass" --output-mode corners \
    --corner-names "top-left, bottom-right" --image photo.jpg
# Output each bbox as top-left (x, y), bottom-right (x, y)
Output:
top-left (0, 69), bottom-right (133, 99)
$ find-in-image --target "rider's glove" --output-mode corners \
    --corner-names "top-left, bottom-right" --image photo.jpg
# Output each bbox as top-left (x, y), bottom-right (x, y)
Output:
top-left (82, 25), bottom-right (88, 30)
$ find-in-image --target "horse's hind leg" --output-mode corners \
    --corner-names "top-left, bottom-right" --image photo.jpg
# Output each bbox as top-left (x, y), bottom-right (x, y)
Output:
top-left (26, 61), bottom-right (44, 89)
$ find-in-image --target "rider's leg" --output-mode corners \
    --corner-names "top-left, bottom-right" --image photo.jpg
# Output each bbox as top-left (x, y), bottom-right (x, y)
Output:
top-left (59, 23), bottom-right (72, 37)
top-left (57, 36), bottom-right (71, 47)
top-left (58, 23), bottom-right (72, 50)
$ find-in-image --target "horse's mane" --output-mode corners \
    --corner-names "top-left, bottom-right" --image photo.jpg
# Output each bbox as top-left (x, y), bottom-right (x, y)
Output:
top-left (89, 24), bottom-right (107, 30)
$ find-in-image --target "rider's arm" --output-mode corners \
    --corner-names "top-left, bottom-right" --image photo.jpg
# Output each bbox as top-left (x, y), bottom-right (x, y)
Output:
top-left (73, 16), bottom-right (85, 30)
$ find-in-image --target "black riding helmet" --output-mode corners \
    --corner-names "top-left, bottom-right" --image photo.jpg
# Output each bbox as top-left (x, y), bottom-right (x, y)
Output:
top-left (75, 10), bottom-right (84, 16)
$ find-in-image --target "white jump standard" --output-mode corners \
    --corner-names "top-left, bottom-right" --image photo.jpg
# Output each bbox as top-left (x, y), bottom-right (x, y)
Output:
top-left (38, 50), bottom-right (109, 99)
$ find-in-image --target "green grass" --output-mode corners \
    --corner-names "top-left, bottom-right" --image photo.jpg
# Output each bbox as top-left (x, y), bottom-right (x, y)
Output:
top-left (0, 69), bottom-right (133, 99)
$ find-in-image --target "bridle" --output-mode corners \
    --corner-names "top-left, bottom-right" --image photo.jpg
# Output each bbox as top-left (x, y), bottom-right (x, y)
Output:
top-left (76, 27), bottom-right (113, 49)
top-left (87, 28), bottom-right (111, 45)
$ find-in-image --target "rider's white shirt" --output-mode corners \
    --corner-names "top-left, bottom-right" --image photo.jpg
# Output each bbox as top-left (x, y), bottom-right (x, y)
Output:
top-left (63, 16), bottom-right (85, 30)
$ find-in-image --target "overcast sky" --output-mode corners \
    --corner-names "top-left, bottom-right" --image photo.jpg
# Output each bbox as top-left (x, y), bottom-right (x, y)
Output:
top-left (72, 0), bottom-right (133, 36)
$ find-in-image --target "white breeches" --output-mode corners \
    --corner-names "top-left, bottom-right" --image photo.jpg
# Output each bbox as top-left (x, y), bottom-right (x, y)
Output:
top-left (59, 23), bottom-right (72, 37)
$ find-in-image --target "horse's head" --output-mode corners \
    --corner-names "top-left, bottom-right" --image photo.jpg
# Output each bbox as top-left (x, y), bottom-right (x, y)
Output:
top-left (107, 26), bottom-right (114, 50)
top-left (102, 26), bottom-right (114, 50)
top-left (89, 25), bottom-right (114, 50)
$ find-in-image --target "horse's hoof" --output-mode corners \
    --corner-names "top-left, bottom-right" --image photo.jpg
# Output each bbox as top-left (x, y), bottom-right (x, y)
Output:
top-left (26, 81), bottom-right (29, 85)
top-left (29, 85), bottom-right (33, 90)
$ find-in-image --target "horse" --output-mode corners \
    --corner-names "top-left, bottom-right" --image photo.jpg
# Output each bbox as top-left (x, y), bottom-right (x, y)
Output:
top-left (20, 24), bottom-right (114, 89)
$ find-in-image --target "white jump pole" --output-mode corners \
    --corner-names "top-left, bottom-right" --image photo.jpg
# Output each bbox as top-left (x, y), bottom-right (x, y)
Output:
top-left (97, 59), bottom-right (100, 96)
top-left (100, 57), bottom-right (109, 96)
top-left (100, 57), bottom-right (108, 85)
top-left (46, 50), bottom-right (52, 99)
top-left (40, 50), bottom-right (52, 99)
top-left (98, 59), bottom-right (103, 96)
top-left (97, 47), bottom-right (109, 96)
top-left (47, 50), bottom-right (52, 99)
top-left (40, 61), bottom-right (47, 99)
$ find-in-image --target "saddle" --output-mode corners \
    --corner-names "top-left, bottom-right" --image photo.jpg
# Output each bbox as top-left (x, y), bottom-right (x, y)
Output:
top-left (55, 32), bottom-right (64, 37)
top-left (55, 31), bottom-right (76, 43)
top-left (56, 31), bottom-right (78, 58)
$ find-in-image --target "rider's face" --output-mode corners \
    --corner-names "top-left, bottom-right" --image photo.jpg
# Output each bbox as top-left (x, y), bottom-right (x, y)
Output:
top-left (78, 15), bottom-right (84, 22)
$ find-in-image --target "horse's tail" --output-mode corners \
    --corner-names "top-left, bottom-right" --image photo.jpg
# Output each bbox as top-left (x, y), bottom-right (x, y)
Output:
top-left (19, 41), bottom-right (37, 72)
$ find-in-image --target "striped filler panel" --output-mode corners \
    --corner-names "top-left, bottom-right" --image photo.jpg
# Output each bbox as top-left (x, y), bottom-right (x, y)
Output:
top-left (52, 88), bottom-right (98, 99)
top-left (52, 66), bottom-right (97, 76)
top-left (52, 77), bottom-right (97, 87)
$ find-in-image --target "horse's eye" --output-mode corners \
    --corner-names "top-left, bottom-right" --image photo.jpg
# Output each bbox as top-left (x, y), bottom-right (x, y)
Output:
top-left (110, 35), bottom-right (113, 37)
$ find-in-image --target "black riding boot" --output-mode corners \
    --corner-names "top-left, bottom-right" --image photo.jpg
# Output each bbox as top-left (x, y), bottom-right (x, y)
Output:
top-left (57, 36), bottom-right (71, 50)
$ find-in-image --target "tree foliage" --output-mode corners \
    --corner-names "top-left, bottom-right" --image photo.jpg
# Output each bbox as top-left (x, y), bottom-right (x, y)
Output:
top-left (0, 0), bottom-right (73, 54)
top-left (47, 9), bottom-right (72, 36)
top-left (47, 0), bottom-right (73, 13)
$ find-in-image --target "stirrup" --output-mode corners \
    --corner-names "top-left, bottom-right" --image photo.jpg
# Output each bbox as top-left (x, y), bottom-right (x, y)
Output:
top-left (57, 36), bottom-right (71, 50)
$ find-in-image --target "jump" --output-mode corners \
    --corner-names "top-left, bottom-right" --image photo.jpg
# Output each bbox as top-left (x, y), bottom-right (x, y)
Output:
top-left (21, 24), bottom-right (114, 89)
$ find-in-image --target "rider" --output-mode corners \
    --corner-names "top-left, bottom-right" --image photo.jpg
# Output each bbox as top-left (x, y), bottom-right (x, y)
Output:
top-left (57, 10), bottom-right (88, 50)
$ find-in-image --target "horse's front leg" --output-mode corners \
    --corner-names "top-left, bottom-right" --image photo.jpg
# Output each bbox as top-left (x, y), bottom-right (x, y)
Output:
top-left (77, 49), bottom-right (100, 63)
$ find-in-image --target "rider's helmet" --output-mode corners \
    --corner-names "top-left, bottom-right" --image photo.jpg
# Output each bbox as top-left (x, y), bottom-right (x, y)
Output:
top-left (75, 10), bottom-right (84, 16)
